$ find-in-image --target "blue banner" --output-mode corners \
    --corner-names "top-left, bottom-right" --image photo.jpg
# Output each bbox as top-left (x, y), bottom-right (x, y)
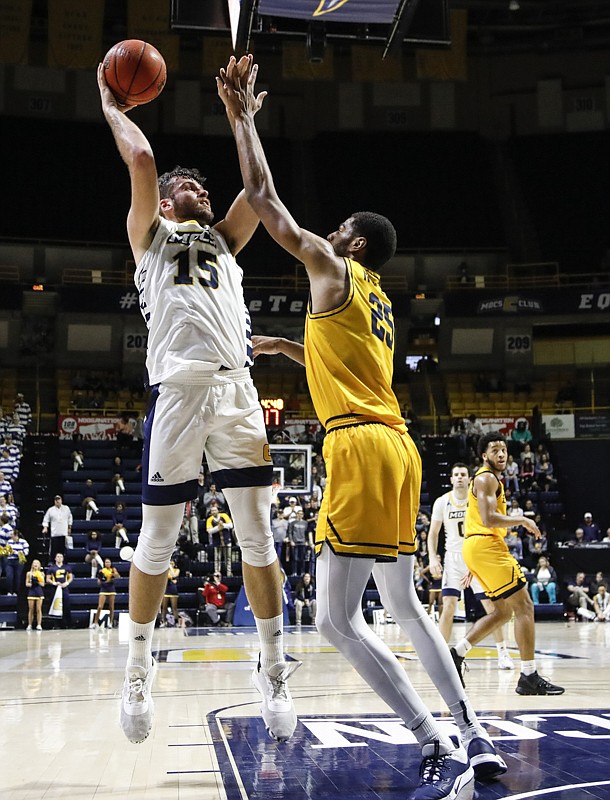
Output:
top-left (257, 0), bottom-right (399, 24)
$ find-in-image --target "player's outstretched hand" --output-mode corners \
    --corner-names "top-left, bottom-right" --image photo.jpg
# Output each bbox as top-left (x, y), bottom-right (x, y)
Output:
top-left (217, 54), bottom-right (267, 119)
top-left (252, 335), bottom-right (283, 358)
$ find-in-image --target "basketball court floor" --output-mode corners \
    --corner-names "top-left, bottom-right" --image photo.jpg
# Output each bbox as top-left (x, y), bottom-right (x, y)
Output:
top-left (2, 618), bottom-right (609, 800)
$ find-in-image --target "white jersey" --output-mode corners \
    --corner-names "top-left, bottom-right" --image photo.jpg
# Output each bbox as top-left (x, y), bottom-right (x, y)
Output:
top-left (135, 217), bottom-right (254, 385)
top-left (431, 491), bottom-right (468, 554)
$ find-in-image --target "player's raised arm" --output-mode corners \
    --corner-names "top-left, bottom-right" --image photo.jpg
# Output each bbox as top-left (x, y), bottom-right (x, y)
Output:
top-left (217, 56), bottom-right (344, 285)
top-left (97, 64), bottom-right (159, 264)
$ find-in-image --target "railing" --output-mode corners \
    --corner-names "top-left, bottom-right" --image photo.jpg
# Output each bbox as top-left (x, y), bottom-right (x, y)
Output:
top-left (447, 265), bottom-right (609, 291)
top-left (0, 265), bottom-right (20, 283)
top-left (63, 268), bottom-right (132, 286)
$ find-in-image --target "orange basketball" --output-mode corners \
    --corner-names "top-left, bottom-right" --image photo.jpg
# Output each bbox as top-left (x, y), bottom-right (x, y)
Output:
top-left (103, 39), bottom-right (166, 106)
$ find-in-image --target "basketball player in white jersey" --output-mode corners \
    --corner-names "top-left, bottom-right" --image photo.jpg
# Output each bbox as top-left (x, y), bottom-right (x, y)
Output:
top-left (97, 62), bottom-right (299, 745)
top-left (429, 463), bottom-right (514, 672)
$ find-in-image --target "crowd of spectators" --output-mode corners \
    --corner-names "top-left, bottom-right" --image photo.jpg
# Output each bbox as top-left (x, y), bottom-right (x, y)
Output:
top-left (0, 394), bottom-right (31, 599)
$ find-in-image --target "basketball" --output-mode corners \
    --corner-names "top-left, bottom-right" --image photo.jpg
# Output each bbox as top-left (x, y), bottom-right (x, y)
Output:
top-left (119, 545), bottom-right (135, 562)
top-left (103, 40), bottom-right (166, 106)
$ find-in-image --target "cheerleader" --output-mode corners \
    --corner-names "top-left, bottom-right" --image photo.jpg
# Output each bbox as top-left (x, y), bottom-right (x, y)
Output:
top-left (91, 558), bottom-right (120, 629)
top-left (25, 559), bottom-right (45, 630)
top-left (160, 559), bottom-right (180, 627)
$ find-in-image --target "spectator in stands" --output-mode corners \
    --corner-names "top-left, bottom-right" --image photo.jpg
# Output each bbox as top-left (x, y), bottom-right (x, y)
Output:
top-left (72, 449), bottom-right (85, 471)
top-left (42, 495), bottom-right (73, 558)
top-left (519, 457), bottom-right (536, 492)
top-left (0, 512), bottom-right (14, 576)
top-left (111, 473), bottom-right (126, 495)
top-left (449, 418), bottom-right (469, 461)
top-left (85, 530), bottom-right (104, 577)
top-left (593, 583), bottom-right (610, 622)
top-left (465, 414), bottom-right (483, 452)
top-left (523, 498), bottom-right (538, 521)
top-left (0, 494), bottom-right (18, 526)
top-left (79, 479), bottom-right (100, 520)
top-left (46, 552), bottom-right (73, 629)
top-left (160, 559), bottom-right (180, 627)
top-left (535, 454), bottom-right (557, 490)
top-left (206, 506), bottom-right (234, 576)
top-left (4, 529), bottom-right (28, 595)
top-left (602, 528), bottom-right (610, 544)
top-left (505, 528), bottom-right (523, 565)
top-left (198, 572), bottom-right (234, 626)
top-left (504, 455), bottom-right (520, 494)
top-left (529, 556), bottom-right (558, 605)
top-left (294, 572), bottom-right (316, 625)
top-left (0, 448), bottom-right (19, 483)
top-left (566, 572), bottom-right (594, 617)
top-left (415, 512), bottom-right (430, 537)
top-left (282, 496), bottom-right (302, 521)
top-left (592, 571), bottom-right (607, 593)
top-left (112, 501), bottom-right (130, 548)
top-left (271, 507), bottom-right (289, 563)
top-left (6, 412), bottom-right (26, 449)
top-left (416, 526), bottom-right (430, 562)
top-left (508, 498), bottom-right (523, 519)
top-left (568, 527), bottom-right (587, 547)
top-left (581, 512), bottom-right (602, 542)
top-left (91, 558), bottom-right (120, 629)
top-left (25, 558), bottom-right (45, 630)
top-left (0, 470), bottom-right (13, 498)
top-left (14, 393), bottom-right (32, 429)
top-left (518, 443), bottom-right (534, 468)
top-left (115, 414), bottom-right (135, 450)
top-left (288, 509), bottom-right (309, 577)
top-left (202, 482), bottom-right (227, 515)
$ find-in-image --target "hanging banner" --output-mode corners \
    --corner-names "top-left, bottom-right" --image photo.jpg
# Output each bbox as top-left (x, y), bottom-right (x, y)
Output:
top-left (258, 0), bottom-right (398, 23)
top-left (48, 0), bottom-right (104, 69)
top-left (416, 9), bottom-right (467, 81)
top-left (58, 415), bottom-right (120, 440)
top-left (0, 0), bottom-right (33, 65)
top-left (128, 0), bottom-right (180, 71)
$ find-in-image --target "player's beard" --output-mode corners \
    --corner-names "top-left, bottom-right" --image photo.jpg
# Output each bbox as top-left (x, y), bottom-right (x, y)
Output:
top-left (174, 196), bottom-right (214, 226)
top-left (486, 454), bottom-right (506, 474)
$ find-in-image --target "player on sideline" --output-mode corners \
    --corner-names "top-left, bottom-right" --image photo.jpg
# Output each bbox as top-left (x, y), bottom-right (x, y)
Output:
top-left (428, 462), bottom-right (514, 671)
top-left (218, 55), bottom-right (507, 799)
top-left (450, 432), bottom-right (564, 696)
top-left (97, 61), bottom-right (299, 745)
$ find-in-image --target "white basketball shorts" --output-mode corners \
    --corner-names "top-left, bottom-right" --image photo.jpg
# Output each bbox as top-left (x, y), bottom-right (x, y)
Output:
top-left (442, 550), bottom-right (486, 599)
top-left (142, 369), bottom-right (273, 505)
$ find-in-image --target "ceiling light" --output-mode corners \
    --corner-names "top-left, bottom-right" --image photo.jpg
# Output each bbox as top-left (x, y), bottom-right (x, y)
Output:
top-left (509, 0), bottom-right (520, 10)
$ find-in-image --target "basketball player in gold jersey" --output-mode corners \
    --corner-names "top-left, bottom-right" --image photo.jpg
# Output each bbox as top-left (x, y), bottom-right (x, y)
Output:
top-left (450, 432), bottom-right (564, 695)
top-left (218, 55), bottom-right (508, 799)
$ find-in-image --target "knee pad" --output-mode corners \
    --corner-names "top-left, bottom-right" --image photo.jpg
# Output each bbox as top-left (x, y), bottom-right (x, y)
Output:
top-left (132, 503), bottom-right (184, 576)
top-left (222, 486), bottom-right (276, 568)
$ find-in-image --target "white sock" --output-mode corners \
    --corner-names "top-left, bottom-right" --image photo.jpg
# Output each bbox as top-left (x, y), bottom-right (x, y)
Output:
top-left (455, 638), bottom-right (473, 658)
top-left (412, 712), bottom-right (455, 754)
top-left (496, 641), bottom-right (507, 655)
top-left (254, 613), bottom-right (284, 671)
top-left (521, 659), bottom-right (536, 676)
top-left (448, 698), bottom-right (487, 743)
top-left (126, 620), bottom-right (155, 672)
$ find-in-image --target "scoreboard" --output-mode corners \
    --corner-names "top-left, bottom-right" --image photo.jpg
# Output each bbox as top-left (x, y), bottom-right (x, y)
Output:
top-left (260, 397), bottom-right (285, 428)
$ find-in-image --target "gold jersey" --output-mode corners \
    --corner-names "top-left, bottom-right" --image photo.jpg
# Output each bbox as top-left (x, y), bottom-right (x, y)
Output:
top-left (305, 258), bottom-right (405, 432)
top-left (465, 466), bottom-right (506, 538)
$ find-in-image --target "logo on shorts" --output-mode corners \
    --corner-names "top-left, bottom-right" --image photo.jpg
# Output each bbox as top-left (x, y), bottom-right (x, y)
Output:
top-left (150, 472), bottom-right (164, 482)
